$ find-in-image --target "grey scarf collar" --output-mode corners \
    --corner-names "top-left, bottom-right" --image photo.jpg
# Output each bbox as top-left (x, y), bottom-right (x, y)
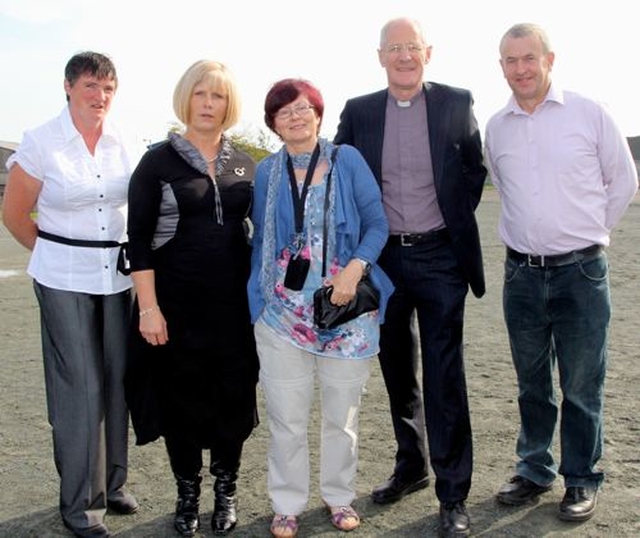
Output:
top-left (169, 131), bottom-right (233, 224)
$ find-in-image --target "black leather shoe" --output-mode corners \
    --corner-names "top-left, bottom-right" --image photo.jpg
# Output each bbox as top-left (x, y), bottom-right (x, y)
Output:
top-left (496, 475), bottom-right (553, 506)
top-left (371, 473), bottom-right (429, 504)
top-left (439, 501), bottom-right (470, 537)
top-left (558, 486), bottom-right (598, 521)
top-left (107, 489), bottom-right (139, 515)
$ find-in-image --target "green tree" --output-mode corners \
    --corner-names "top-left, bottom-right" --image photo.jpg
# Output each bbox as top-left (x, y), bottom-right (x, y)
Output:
top-left (158, 123), bottom-right (274, 162)
top-left (229, 129), bottom-right (273, 162)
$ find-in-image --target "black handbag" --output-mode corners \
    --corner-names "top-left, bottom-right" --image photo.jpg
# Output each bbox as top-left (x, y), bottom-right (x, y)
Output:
top-left (312, 146), bottom-right (380, 329)
top-left (313, 276), bottom-right (379, 330)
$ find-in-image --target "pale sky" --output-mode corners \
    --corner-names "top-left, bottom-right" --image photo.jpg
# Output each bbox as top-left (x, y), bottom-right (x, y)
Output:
top-left (1, 0), bottom-right (638, 149)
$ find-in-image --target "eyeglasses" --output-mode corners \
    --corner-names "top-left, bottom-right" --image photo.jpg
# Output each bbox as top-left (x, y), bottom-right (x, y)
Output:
top-left (275, 103), bottom-right (315, 120)
top-left (385, 42), bottom-right (424, 55)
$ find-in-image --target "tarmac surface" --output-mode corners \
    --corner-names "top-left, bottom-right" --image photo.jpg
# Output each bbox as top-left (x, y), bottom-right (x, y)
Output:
top-left (1, 193), bottom-right (639, 537)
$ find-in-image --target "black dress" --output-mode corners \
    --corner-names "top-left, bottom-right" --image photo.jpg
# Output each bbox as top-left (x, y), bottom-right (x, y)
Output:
top-left (126, 136), bottom-right (259, 450)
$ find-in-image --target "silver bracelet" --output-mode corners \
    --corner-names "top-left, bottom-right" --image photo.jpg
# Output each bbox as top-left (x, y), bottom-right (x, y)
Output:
top-left (139, 305), bottom-right (158, 317)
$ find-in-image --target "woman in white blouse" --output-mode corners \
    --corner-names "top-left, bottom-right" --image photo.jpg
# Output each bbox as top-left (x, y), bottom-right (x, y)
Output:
top-left (2, 51), bottom-right (139, 538)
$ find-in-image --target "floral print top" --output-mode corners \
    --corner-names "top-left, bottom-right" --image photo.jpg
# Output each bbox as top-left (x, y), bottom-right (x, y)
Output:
top-left (261, 182), bottom-right (379, 359)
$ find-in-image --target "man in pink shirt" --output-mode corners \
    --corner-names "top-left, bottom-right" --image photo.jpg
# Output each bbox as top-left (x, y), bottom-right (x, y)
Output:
top-left (485, 22), bottom-right (638, 523)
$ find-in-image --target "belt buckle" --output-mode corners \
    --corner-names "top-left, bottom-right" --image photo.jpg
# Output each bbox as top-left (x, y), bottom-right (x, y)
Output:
top-left (527, 254), bottom-right (544, 267)
top-left (400, 234), bottom-right (413, 247)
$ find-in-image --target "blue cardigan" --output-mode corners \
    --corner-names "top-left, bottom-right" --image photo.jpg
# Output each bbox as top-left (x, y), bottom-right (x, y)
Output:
top-left (247, 143), bottom-right (394, 323)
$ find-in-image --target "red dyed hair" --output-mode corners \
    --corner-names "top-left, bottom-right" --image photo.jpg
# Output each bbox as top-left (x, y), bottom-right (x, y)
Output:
top-left (264, 78), bottom-right (324, 133)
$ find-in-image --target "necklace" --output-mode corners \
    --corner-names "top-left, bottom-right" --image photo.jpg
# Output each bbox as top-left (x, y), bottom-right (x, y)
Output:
top-left (201, 143), bottom-right (220, 164)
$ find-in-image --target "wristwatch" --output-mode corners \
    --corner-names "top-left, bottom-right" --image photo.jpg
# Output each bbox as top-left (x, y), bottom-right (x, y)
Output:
top-left (355, 258), bottom-right (371, 276)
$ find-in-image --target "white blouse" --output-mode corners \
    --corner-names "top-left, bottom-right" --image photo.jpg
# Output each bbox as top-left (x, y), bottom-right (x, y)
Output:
top-left (7, 106), bottom-right (139, 294)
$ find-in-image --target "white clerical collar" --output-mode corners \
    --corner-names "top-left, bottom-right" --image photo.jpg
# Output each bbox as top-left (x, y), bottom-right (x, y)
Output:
top-left (392, 91), bottom-right (422, 108)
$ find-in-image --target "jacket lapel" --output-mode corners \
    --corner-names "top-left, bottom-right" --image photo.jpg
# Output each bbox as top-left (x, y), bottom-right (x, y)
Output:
top-left (369, 90), bottom-right (388, 183)
top-left (425, 82), bottom-right (445, 187)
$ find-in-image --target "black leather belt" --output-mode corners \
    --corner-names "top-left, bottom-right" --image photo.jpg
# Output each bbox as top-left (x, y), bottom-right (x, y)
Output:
top-left (506, 244), bottom-right (603, 268)
top-left (388, 228), bottom-right (449, 247)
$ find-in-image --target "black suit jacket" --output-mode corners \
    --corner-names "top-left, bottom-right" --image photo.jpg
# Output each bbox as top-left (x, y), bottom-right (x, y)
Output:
top-left (334, 82), bottom-right (486, 298)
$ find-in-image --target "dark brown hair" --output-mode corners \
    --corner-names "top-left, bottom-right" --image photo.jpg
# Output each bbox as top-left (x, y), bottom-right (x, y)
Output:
top-left (64, 51), bottom-right (117, 102)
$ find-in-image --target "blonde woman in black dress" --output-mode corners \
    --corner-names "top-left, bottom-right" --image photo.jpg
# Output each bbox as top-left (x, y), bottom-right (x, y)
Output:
top-left (126, 59), bottom-right (258, 537)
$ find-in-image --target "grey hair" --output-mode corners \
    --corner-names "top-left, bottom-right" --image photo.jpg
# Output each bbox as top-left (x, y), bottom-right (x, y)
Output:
top-left (379, 17), bottom-right (427, 48)
top-left (500, 23), bottom-right (552, 55)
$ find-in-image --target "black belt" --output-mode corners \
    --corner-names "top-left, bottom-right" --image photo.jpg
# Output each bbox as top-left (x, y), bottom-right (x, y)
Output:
top-left (506, 244), bottom-right (603, 268)
top-left (388, 228), bottom-right (449, 247)
top-left (37, 230), bottom-right (131, 275)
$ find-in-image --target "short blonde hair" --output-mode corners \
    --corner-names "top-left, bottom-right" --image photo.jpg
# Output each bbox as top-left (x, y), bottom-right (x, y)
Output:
top-left (172, 60), bottom-right (241, 131)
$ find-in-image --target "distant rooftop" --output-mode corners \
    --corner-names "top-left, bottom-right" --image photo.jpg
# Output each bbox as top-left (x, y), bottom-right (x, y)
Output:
top-left (0, 141), bottom-right (19, 151)
top-left (628, 136), bottom-right (640, 161)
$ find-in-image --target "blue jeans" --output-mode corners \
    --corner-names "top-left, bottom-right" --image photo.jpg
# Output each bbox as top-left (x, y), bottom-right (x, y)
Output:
top-left (503, 252), bottom-right (610, 489)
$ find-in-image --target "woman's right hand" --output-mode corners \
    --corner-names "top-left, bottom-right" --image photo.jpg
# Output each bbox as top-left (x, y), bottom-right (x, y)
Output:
top-left (139, 307), bottom-right (169, 346)
top-left (131, 270), bottom-right (167, 345)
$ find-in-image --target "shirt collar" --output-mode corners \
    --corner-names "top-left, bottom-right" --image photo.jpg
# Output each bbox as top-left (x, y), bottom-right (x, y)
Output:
top-left (502, 81), bottom-right (565, 117)
top-left (59, 105), bottom-right (119, 144)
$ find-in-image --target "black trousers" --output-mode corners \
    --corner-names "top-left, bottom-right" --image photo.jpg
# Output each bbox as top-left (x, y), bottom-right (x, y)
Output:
top-left (378, 235), bottom-right (473, 503)
top-left (165, 434), bottom-right (243, 479)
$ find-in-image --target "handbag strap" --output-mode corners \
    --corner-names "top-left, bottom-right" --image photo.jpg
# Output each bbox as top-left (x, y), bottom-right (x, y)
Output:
top-left (321, 146), bottom-right (340, 278)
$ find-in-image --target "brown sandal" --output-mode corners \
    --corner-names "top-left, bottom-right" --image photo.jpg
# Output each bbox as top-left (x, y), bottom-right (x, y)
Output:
top-left (328, 505), bottom-right (360, 532)
top-left (270, 514), bottom-right (298, 537)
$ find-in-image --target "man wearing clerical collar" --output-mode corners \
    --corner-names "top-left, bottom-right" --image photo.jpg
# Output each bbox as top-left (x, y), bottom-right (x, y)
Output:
top-left (335, 16), bottom-right (487, 538)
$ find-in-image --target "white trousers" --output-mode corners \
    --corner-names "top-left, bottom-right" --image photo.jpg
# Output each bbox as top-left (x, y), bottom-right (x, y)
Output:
top-left (254, 318), bottom-right (372, 515)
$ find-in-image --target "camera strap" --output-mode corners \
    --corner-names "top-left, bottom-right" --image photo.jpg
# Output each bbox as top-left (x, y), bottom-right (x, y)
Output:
top-left (286, 143), bottom-right (321, 234)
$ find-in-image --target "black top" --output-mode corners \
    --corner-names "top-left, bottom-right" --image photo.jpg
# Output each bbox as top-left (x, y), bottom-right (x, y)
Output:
top-left (125, 138), bottom-right (259, 447)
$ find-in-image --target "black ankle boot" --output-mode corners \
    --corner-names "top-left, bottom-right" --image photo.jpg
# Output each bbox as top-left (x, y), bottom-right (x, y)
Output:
top-left (211, 471), bottom-right (238, 535)
top-left (174, 475), bottom-right (201, 537)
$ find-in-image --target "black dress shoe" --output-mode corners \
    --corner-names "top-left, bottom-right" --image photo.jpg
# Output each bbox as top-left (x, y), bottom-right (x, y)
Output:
top-left (558, 486), bottom-right (598, 521)
top-left (439, 501), bottom-right (470, 537)
top-left (496, 475), bottom-right (553, 506)
top-left (107, 489), bottom-right (139, 515)
top-left (371, 473), bottom-right (429, 504)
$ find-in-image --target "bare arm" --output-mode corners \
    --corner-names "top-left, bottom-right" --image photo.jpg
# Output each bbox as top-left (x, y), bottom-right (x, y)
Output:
top-left (131, 269), bottom-right (169, 346)
top-left (1, 164), bottom-right (42, 250)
